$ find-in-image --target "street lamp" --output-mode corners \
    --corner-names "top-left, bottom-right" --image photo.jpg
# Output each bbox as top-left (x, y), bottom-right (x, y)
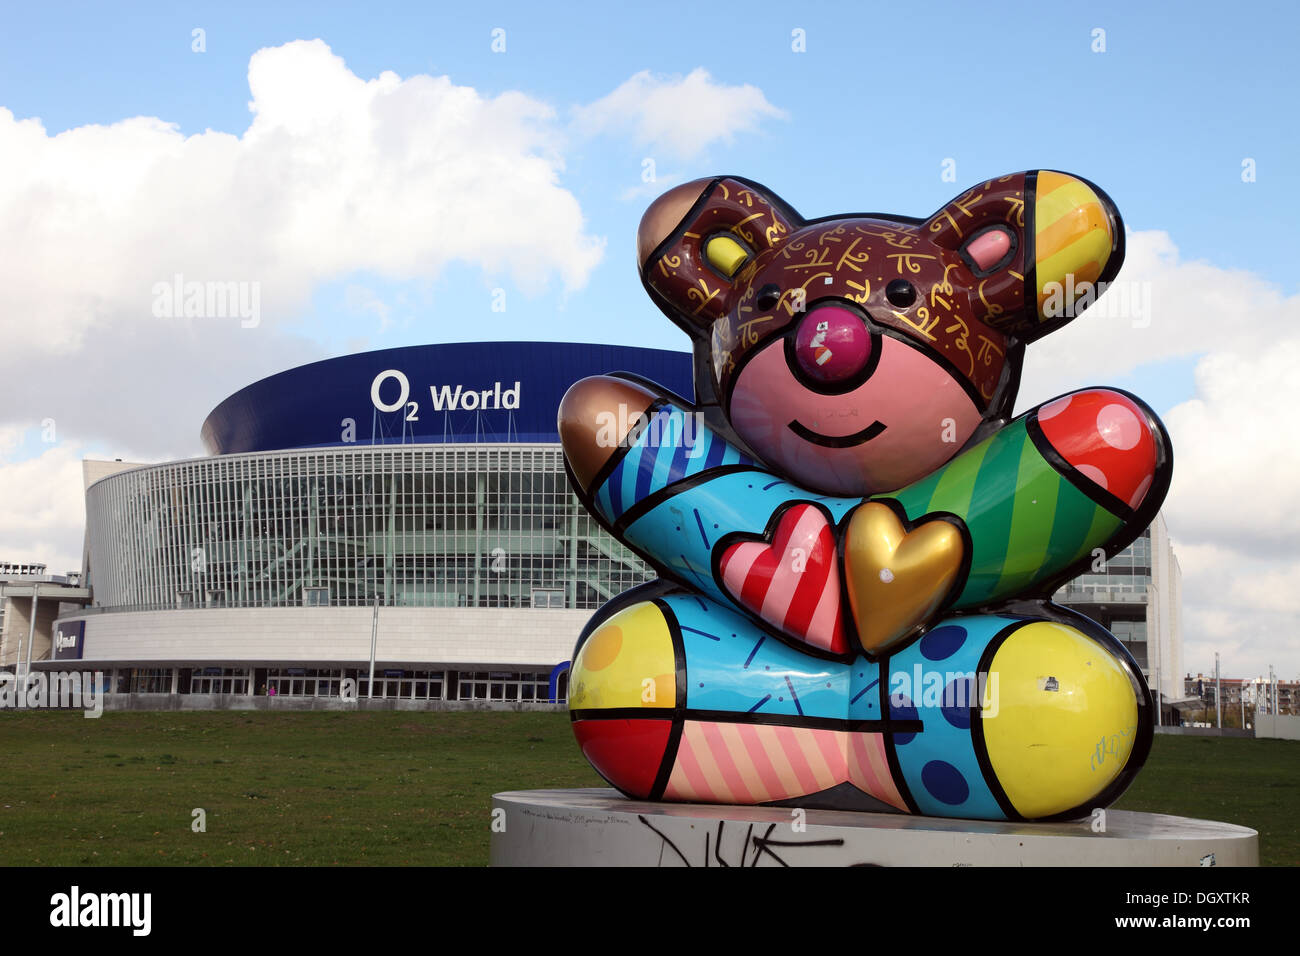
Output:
top-left (1215, 651), bottom-right (1221, 730)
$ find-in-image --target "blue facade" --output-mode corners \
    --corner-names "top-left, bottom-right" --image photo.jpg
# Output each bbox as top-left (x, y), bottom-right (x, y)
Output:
top-left (200, 341), bottom-right (695, 454)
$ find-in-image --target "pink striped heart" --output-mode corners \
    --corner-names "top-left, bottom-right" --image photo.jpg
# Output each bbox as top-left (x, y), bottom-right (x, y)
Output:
top-left (718, 503), bottom-right (848, 655)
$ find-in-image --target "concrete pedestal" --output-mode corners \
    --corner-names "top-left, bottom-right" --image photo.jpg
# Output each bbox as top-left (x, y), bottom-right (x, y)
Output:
top-left (491, 788), bottom-right (1258, 867)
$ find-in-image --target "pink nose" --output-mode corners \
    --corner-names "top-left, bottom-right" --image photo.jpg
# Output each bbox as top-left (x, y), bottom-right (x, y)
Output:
top-left (793, 305), bottom-right (873, 383)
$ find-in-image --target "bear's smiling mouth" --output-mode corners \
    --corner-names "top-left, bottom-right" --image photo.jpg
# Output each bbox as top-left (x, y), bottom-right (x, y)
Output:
top-left (787, 419), bottom-right (887, 448)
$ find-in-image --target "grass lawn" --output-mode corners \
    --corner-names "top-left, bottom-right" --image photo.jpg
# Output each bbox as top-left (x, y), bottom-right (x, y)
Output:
top-left (0, 709), bottom-right (602, 866)
top-left (0, 711), bottom-right (1294, 866)
top-left (1113, 734), bottom-right (1300, 866)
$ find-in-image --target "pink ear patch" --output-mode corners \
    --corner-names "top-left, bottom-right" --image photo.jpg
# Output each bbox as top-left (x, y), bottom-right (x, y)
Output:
top-left (964, 228), bottom-right (1012, 271)
top-left (718, 504), bottom-right (848, 655)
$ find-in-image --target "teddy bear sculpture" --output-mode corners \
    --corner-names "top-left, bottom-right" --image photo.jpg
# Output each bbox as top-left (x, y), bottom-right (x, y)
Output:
top-left (558, 172), bottom-right (1170, 822)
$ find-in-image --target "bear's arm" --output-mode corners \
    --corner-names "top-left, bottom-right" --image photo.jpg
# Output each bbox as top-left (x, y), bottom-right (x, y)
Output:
top-left (561, 376), bottom-right (1166, 658)
top-left (561, 374), bottom-right (858, 653)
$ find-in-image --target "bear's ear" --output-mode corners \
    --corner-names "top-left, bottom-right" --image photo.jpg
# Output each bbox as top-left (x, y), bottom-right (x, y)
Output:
top-left (923, 171), bottom-right (1124, 343)
top-left (638, 177), bottom-right (802, 337)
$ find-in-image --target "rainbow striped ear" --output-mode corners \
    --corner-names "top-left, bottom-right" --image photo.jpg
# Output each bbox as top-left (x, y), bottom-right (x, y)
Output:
top-left (1027, 170), bottom-right (1125, 342)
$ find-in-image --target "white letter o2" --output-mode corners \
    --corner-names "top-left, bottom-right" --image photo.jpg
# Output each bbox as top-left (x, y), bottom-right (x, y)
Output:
top-left (371, 369), bottom-right (410, 413)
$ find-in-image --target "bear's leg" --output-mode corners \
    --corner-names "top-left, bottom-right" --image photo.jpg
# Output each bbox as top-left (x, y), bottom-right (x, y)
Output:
top-left (570, 585), bottom-right (914, 812)
top-left (882, 610), bottom-right (1153, 820)
top-left (568, 587), bottom-right (685, 801)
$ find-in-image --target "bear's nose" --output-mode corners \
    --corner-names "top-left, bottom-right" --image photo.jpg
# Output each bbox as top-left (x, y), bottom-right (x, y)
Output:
top-left (792, 305), bottom-right (873, 384)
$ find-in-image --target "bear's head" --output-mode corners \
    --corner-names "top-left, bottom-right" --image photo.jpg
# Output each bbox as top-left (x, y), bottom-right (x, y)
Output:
top-left (637, 172), bottom-right (1124, 496)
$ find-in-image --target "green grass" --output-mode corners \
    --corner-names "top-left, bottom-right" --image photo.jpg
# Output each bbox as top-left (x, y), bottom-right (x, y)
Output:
top-left (0, 710), bottom-right (602, 866)
top-left (1113, 734), bottom-right (1300, 866)
top-left (0, 712), bottom-right (1295, 865)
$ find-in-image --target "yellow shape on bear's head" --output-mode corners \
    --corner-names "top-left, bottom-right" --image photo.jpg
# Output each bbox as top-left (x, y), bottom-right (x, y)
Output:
top-left (704, 234), bottom-right (752, 278)
top-left (981, 621), bottom-right (1140, 819)
top-left (568, 601), bottom-right (676, 711)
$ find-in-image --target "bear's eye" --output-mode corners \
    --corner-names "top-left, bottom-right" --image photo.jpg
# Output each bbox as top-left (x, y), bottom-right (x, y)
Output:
top-left (703, 234), bottom-right (752, 278)
top-left (886, 279), bottom-right (916, 308)
top-left (755, 283), bottom-right (782, 312)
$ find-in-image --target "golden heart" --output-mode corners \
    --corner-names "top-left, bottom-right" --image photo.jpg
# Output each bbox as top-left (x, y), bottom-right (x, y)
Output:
top-left (843, 502), bottom-right (966, 657)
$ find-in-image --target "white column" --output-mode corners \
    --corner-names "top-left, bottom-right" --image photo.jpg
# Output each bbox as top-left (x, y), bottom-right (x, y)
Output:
top-left (21, 588), bottom-right (40, 678)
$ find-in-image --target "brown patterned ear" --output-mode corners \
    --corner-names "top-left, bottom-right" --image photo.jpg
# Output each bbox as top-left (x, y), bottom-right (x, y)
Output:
top-left (637, 179), bottom-right (715, 270)
top-left (923, 173), bottom-right (1030, 251)
top-left (921, 172), bottom-right (1035, 337)
top-left (638, 177), bottom-right (801, 336)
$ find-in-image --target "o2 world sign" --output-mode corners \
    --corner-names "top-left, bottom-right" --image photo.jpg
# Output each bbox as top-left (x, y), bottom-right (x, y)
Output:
top-left (369, 369), bottom-right (522, 421)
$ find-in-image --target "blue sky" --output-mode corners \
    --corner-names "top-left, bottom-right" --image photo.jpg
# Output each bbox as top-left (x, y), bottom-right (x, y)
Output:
top-left (2, 0), bottom-right (1295, 380)
top-left (1, 0), bottom-right (1298, 679)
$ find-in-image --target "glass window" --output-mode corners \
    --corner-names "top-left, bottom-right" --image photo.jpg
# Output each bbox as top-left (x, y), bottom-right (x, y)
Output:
top-left (84, 445), bottom-right (658, 614)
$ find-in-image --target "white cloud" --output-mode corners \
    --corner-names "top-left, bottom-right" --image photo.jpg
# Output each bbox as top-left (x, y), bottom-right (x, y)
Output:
top-left (0, 440), bottom-right (89, 572)
top-left (572, 68), bottom-right (787, 161)
top-left (1160, 341), bottom-right (1300, 680)
top-left (1016, 229), bottom-right (1300, 411)
top-left (0, 38), bottom-right (618, 573)
top-left (0, 425), bottom-right (21, 458)
top-left (1164, 342), bottom-right (1300, 553)
top-left (1176, 543), bottom-right (1300, 683)
top-left (1014, 230), bottom-right (1300, 680)
top-left (0, 38), bottom-right (605, 455)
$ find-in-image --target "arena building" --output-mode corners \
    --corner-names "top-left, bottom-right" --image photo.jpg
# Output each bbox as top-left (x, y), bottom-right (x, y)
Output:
top-left (38, 339), bottom-right (1182, 713)
top-left (45, 342), bottom-right (692, 707)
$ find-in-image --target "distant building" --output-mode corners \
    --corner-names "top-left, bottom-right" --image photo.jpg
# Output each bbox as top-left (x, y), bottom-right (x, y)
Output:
top-left (1054, 513), bottom-right (1184, 717)
top-left (1242, 676), bottom-right (1297, 716)
top-left (1183, 673), bottom-right (1298, 723)
top-left (0, 562), bottom-right (90, 672)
